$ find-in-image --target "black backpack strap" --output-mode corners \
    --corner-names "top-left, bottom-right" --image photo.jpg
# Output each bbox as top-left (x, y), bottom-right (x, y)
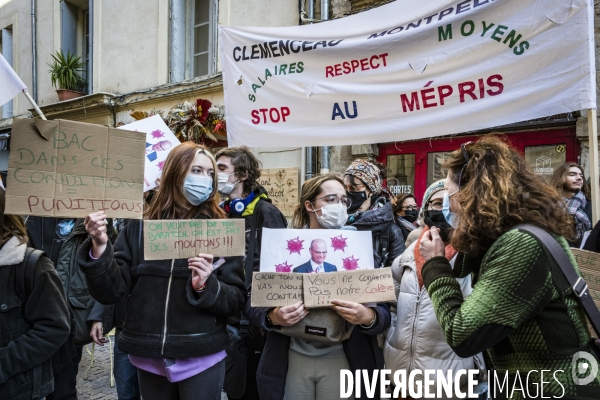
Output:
top-left (16, 247), bottom-right (44, 297)
top-left (513, 224), bottom-right (600, 337)
top-left (378, 223), bottom-right (391, 269)
top-left (240, 199), bottom-right (262, 336)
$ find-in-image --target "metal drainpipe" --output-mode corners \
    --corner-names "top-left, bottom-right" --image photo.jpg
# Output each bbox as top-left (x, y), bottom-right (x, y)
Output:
top-left (304, 0), bottom-right (316, 180)
top-left (31, 0), bottom-right (37, 101)
top-left (319, 0), bottom-right (330, 174)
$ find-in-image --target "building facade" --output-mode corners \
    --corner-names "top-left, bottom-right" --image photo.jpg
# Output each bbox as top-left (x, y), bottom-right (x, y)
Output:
top-left (0, 0), bottom-right (598, 202)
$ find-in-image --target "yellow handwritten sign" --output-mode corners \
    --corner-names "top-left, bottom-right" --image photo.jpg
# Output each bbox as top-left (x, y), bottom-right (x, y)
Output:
top-left (6, 118), bottom-right (145, 218)
top-left (143, 219), bottom-right (245, 260)
top-left (259, 168), bottom-right (298, 218)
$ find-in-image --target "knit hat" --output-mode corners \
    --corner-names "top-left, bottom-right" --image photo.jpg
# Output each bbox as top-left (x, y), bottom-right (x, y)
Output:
top-left (420, 179), bottom-right (446, 219)
top-left (345, 159), bottom-right (382, 195)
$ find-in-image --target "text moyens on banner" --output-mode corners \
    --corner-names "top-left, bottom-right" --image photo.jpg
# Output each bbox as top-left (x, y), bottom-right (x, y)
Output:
top-left (439, 20), bottom-right (529, 56)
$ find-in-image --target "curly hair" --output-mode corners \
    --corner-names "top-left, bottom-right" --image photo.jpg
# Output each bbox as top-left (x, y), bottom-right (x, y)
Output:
top-left (549, 162), bottom-right (590, 200)
top-left (392, 193), bottom-right (416, 215)
top-left (444, 135), bottom-right (575, 257)
top-left (215, 146), bottom-right (262, 196)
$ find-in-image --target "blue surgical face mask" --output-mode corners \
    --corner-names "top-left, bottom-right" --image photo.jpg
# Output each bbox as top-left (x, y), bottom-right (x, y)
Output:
top-left (183, 174), bottom-right (213, 206)
top-left (442, 192), bottom-right (458, 229)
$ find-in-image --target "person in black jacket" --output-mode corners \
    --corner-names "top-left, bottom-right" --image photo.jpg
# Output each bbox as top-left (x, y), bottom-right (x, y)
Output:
top-left (245, 174), bottom-right (391, 400)
top-left (216, 146), bottom-right (287, 400)
top-left (77, 142), bottom-right (246, 400)
top-left (344, 159), bottom-right (406, 268)
top-left (392, 193), bottom-right (419, 244)
top-left (0, 188), bottom-right (71, 400)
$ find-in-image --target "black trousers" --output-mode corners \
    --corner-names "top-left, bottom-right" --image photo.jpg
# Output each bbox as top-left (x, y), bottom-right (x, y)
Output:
top-left (137, 359), bottom-right (225, 400)
top-left (47, 346), bottom-right (82, 400)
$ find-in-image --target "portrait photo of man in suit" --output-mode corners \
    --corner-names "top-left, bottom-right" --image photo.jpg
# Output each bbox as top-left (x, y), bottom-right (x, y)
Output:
top-left (292, 239), bottom-right (337, 273)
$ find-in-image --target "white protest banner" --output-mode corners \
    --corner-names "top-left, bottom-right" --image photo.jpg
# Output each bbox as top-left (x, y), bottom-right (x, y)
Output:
top-left (220, 0), bottom-right (595, 147)
top-left (119, 115), bottom-right (180, 192)
top-left (259, 228), bottom-right (374, 273)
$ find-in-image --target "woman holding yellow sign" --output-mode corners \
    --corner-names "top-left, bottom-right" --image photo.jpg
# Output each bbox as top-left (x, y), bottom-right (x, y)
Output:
top-left (77, 142), bottom-right (245, 400)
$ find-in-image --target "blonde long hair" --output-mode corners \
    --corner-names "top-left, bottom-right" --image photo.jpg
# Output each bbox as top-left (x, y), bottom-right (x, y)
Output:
top-left (291, 174), bottom-right (344, 229)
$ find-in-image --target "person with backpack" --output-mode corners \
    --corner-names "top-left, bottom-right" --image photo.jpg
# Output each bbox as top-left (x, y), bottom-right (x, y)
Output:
top-left (26, 217), bottom-right (118, 400)
top-left (344, 159), bottom-right (405, 268)
top-left (77, 142), bottom-right (245, 400)
top-left (0, 187), bottom-right (71, 400)
top-left (419, 136), bottom-right (600, 397)
top-left (215, 146), bottom-right (287, 400)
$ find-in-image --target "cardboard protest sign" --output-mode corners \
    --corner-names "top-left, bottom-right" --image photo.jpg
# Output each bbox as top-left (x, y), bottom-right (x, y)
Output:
top-left (220, 0), bottom-right (595, 147)
top-left (260, 228), bottom-right (374, 273)
top-left (571, 248), bottom-right (600, 303)
top-left (251, 272), bottom-right (304, 307)
top-left (6, 118), bottom-right (145, 218)
top-left (302, 269), bottom-right (395, 307)
top-left (118, 115), bottom-right (180, 192)
top-left (259, 168), bottom-right (298, 218)
top-left (144, 219), bottom-right (245, 260)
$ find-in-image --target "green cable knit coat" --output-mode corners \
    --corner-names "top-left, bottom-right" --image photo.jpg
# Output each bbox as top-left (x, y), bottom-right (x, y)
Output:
top-left (422, 229), bottom-right (600, 399)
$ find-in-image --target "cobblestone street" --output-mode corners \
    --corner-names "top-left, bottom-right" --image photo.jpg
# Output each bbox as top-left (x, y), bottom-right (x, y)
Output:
top-left (77, 341), bottom-right (117, 400)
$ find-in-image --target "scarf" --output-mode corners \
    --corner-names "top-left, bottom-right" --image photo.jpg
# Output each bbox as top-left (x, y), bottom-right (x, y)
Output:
top-left (414, 226), bottom-right (457, 289)
top-left (396, 215), bottom-right (418, 233)
top-left (566, 191), bottom-right (591, 240)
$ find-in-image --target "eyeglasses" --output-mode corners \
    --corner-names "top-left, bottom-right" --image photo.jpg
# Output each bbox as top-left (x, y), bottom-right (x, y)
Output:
top-left (402, 206), bottom-right (419, 211)
top-left (312, 194), bottom-right (352, 209)
top-left (428, 201), bottom-right (443, 211)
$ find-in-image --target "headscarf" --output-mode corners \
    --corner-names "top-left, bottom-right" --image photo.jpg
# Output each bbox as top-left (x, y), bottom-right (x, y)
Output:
top-left (345, 159), bottom-right (382, 195)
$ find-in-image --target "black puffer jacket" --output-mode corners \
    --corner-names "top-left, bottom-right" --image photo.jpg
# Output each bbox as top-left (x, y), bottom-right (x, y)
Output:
top-left (76, 218), bottom-right (246, 359)
top-left (349, 199), bottom-right (406, 268)
top-left (0, 238), bottom-right (70, 400)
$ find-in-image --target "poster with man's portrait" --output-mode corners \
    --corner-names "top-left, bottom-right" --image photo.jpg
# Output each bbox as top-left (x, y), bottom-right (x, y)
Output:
top-left (260, 228), bottom-right (374, 273)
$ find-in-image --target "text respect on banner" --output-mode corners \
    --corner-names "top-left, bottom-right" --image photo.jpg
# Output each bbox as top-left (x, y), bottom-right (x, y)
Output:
top-left (143, 219), bottom-right (245, 260)
top-left (6, 118), bottom-right (145, 218)
top-left (220, 0), bottom-right (595, 147)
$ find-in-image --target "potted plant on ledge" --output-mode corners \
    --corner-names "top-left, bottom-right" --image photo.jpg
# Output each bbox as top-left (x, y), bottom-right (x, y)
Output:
top-left (48, 50), bottom-right (87, 101)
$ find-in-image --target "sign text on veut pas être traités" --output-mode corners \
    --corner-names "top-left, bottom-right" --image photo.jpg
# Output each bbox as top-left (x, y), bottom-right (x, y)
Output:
top-left (143, 219), bottom-right (246, 260)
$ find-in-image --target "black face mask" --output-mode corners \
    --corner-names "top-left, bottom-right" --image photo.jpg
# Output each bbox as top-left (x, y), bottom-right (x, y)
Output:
top-left (347, 191), bottom-right (367, 213)
top-left (424, 210), bottom-right (451, 242)
top-left (402, 209), bottom-right (419, 223)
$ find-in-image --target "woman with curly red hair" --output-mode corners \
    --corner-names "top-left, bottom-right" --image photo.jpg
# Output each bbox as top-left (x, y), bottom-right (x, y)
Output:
top-left (419, 135), bottom-right (600, 398)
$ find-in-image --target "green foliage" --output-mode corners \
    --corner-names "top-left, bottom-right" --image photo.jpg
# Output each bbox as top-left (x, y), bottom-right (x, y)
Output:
top-left (47, 51), bottom-right (87, 91)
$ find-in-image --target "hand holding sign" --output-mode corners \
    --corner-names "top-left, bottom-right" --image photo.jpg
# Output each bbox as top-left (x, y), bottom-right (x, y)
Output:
top-left (84, 211), bottom-right (109, 258)
top-left (188, 253), bottom-right (214, 290)
top-left (269, 301), bottom-right (308, 327)
top-left (331, 300), bottom-right (374, 326)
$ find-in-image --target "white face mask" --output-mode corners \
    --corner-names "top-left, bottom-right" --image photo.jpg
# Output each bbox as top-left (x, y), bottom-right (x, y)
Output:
top-left (313, 203), bottom-right (348, 229)
top-left (217, 172), bottom-right (238, 196)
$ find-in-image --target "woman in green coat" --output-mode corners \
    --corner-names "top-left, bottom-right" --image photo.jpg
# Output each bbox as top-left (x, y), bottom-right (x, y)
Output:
top-left (419, 136), bottom-right (600, 399)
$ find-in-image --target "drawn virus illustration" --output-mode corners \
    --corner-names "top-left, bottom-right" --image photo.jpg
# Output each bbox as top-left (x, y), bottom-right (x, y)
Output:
top-left (330, 234), bottom-right (348, 252)
top-left (286, 237), bottom-right (305, 255)
top-left (342, 255), bottom-right (359, 271)
top-left (275, 261), bottom-right (293, 273)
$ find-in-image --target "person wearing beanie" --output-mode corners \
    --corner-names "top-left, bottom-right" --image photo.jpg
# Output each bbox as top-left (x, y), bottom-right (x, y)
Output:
top-left (344, 159), bottom-right (405, 269)
top-left (384, 180), bottom-right (487, 398)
